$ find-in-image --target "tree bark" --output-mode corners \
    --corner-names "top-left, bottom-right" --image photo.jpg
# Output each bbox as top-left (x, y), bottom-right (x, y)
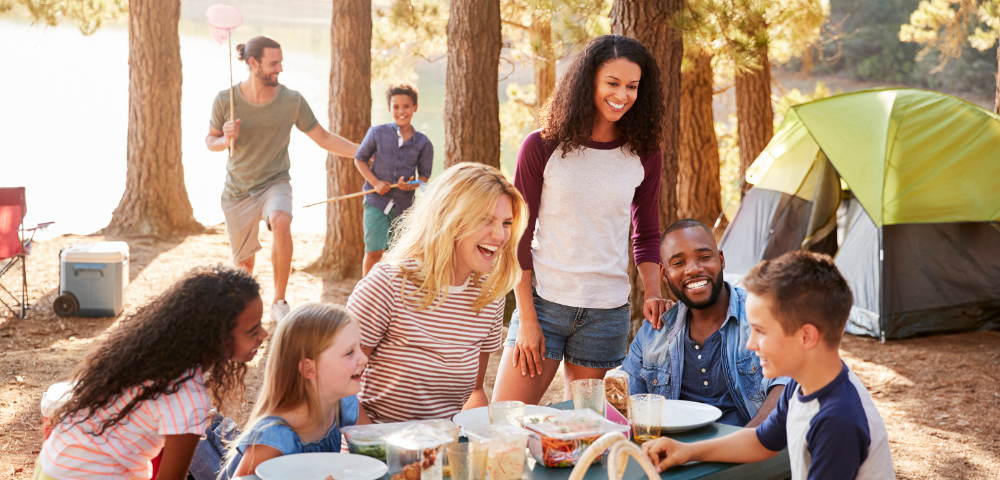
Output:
top-left (531, 13), bottom-right (556, 114)
top-left (677, 50), bottom-right (721, 227)
top-left (735, 42), bottom-right (774, 196)
top-left (995, 39), bottom-right (999, 114)
top-left (105, 0), bottom-right (202, 237)
top-left (306, 0), bottom-right (371, 280)
top-left (445, 0), bottom-right (501, 168)
top-left (610, 0), bottom-right (683, 328)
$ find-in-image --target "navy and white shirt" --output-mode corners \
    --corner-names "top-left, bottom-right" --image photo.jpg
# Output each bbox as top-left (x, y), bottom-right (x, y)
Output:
top-left (755, 363), bottom-right (895, 480)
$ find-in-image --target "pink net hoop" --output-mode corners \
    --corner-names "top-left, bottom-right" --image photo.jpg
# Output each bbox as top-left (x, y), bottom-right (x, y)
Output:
top-left (206, 4), bottom-right (243, 44)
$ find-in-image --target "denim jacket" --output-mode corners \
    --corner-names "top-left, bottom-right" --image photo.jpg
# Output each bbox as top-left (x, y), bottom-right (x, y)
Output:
top-left (622, 283), bottom-right (789, 424)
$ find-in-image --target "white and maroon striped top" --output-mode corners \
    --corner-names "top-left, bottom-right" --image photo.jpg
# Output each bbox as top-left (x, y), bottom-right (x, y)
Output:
top-left (346, 261), bottom-right (504, 423)
top-left (40, 368), bottom-right (212, 480)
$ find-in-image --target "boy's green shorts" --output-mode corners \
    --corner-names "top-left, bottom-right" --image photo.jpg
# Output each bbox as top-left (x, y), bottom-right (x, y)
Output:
top-left (363, 201), bottom-right (401, 253)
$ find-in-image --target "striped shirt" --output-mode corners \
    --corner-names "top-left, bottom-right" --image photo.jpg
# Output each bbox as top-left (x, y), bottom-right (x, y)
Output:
top-left (41, 368), bottom-right (212, 480)
top-left (346, 261), bottom-right (504, 423)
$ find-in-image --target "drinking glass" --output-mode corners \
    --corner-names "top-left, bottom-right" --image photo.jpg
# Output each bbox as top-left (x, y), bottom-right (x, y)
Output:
top-left (629, 394), bottom-right (664, 445)
top-left (571, 379), bottom-right (606, 416)
top-left (446, 442), bottom-right (488, 480)
top-left (488, 401), bottom-right (525, 426)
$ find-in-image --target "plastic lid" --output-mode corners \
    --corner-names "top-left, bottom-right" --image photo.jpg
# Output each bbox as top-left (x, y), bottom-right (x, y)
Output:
top-left (465, 423), bottom-right (528, 444)
top-left (386, 424), bottom-right (453, 450)
top-left (40, 382), bottom-right (74, 417)
top-left (343, 419), bottom-right (460, 444)
top-left (61, 242), bottom-right (130, 263)
top-left (519, 409), bottom-right (629, 440)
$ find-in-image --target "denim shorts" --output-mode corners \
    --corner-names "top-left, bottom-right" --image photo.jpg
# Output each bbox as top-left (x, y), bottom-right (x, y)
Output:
top-left (503, 290), bottom-right (631, 369)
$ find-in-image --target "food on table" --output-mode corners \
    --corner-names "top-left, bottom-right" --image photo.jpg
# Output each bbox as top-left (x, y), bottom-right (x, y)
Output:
top-left (323, 476), bottom-right (338, 480)
top-left (387, 424), bottom-right (452, 480)
top-left (519, 409), bottom-right (630, 468)
top-left (343, 419), bottom-right (458, 464)
top-left (604, 369), bottom-right (630, 416)
top-left (466, 423), bottom-right (529, 480)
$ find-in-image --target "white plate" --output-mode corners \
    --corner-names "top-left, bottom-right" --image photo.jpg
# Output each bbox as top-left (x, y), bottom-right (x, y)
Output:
top-left (452, 405), bottom-right (561, 431)
top-left (660, 400), bottom-right (723, 433)
top-left (256, 452), bottom-right (388, 480)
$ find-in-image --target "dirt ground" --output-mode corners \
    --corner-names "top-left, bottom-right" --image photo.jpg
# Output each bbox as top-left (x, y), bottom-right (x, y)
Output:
top-left (1, 230), bottom-right (998, 479)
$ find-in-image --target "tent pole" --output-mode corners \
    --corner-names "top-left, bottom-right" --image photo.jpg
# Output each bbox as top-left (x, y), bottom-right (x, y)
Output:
top-left (878, 227), bottom-right (885, 343)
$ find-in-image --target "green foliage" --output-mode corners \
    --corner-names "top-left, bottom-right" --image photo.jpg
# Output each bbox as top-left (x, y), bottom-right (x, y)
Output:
top-left (500, 0), bottom-right (610, 67)
top-left (899, 0), bottom-right (1000, 72)
top-left (3, 0), bottom-right (127, 35)
top-left (372, 0), bottom-right (448, 83)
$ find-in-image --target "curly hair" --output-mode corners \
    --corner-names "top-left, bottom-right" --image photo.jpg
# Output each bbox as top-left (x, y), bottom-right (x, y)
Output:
top-left (538, 34), bottom-right (665, 158)
top-left (54, 265), bottom-right (261, 436)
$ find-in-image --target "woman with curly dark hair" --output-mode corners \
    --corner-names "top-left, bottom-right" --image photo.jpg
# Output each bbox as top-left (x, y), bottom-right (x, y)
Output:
top-left (35, 265), bottom-right (267, 480)
top-left (493, 35), bottom-right (673, 404)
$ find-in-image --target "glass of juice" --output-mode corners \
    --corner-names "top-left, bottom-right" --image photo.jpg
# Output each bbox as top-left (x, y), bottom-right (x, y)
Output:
top-left (628, 394), bottom-right (664, 444)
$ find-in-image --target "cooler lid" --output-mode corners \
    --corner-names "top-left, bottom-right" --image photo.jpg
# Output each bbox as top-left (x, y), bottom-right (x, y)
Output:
top-left (61, 241), bottom-right (130, 263)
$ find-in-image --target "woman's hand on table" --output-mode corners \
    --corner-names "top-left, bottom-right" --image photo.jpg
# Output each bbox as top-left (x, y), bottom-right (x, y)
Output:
top-left (642, 436), bottom-right (692, 473)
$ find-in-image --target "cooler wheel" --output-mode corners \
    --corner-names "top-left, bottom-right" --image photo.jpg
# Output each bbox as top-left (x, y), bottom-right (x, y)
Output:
top-left (54, 294), bottom-right (79, 317)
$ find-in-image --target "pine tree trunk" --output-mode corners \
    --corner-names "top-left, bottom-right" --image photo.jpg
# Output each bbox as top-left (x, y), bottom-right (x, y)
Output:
top-left (105, 0), bottom-right (202, 237)
top-left (677, 50), bottom-right (721, 227)
top-left (306, 0), bottom-right (371, 280)
top-left (735, 43), bottom-right (774, 196)
top-left (444, 0), bottom-right (501, 168)
top-left (610, 0), bottom-right (683, 329)
top-left (532, 14), bottom-right (556, 113)
top-left (995, 39), bottom-right (999, 114)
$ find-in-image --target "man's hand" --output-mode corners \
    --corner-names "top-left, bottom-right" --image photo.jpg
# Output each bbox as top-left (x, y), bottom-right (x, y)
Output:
top-left (643, 294), bottom-right (675, 330)
top-left (371, 179), bottom-right (392, 195)
top-left (223, 119), bottom-right (241, 143)
top-left (397, 176), bottom-right (418, 191)
top-left (642, 437), bottom-right (693, 473)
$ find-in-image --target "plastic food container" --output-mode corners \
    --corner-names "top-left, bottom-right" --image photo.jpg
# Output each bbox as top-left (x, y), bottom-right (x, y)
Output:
top-left (519, 409), bottom-right (630, 468)
top-left (343, 419), bottom-right (460, 463)
top-left (604, 369), bottom-right (630, 417)
top-left (386, 424), bottom-right (454, 480)
top-left (466, 423), bottom-right (529, 480)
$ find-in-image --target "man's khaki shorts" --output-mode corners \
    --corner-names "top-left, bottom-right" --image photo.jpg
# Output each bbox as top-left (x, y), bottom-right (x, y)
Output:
top-left (221, 180), bottom-right (293, 264)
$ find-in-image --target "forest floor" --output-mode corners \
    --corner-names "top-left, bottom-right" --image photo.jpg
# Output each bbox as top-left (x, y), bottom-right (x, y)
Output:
top-left (1, 231), bottom-right (998, 479)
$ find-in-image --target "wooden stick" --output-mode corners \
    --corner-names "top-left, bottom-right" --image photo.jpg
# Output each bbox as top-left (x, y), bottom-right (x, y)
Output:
top-left (228, 32), bottom-right (235, 158)
top-left (303, 185), bottom-right (401, 208)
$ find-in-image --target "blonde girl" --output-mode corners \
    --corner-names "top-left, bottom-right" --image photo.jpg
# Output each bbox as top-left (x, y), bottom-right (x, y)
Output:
top-left (346, 162), bottom-right (527, 422)
top-left (219, 303), bottom-right (369, 477)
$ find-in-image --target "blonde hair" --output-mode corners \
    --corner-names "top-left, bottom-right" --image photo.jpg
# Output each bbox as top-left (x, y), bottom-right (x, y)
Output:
top-left (383, 162), bottom-right (527, 312)
top-left (222, 303), bottom-right (356, 473)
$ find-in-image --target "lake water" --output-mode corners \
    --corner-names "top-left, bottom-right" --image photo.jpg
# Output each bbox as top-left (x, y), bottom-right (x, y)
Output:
top-left (4, 2), bottom-right (524, 241)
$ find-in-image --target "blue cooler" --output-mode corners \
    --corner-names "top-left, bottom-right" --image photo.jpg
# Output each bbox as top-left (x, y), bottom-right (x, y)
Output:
top-left (54, 242), bottom-right (129, 317)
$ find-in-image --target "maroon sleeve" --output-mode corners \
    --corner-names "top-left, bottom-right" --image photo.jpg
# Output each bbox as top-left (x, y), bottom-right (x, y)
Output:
top-left (513, 131), bottom-right (556, 271)
top-left (631, 149), bottom-right (662, 265)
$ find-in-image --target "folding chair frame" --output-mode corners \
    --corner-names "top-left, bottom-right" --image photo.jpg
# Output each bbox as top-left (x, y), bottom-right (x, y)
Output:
top-left (0, 249), bottom-right (27, 319)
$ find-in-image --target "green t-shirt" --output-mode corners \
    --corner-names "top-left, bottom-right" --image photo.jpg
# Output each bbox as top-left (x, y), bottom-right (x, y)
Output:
top-left (210, 83), bottom-right (320, 200)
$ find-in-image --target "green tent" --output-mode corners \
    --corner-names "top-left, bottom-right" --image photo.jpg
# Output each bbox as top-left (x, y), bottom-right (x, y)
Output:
top-left (720, 88), bottom-right (1000, 340)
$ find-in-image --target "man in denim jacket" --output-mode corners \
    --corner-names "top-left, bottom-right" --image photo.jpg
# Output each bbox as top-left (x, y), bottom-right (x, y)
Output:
top-left (622, 219), bottom-right (789, 427)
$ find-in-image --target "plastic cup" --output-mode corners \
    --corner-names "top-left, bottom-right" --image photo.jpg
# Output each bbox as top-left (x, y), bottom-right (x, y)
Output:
top-left (447, 442), bottom-right (488, 480)
top-left (571, 379), bottom-right (606, 416)
top-left (488, 401), bottom-right (525, 426)
top-left (629, 394), bottom-right (664, 445)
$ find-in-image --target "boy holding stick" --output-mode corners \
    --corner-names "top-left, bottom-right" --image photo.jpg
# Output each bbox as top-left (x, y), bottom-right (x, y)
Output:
top-left (354, 83), bottom-right (433, 276)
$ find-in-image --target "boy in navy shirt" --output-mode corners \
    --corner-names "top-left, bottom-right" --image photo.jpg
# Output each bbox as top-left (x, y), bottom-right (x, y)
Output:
top-left (641, 251), bottom-right (895, 479)
top-left (354, 83), bottom-right (433, 276)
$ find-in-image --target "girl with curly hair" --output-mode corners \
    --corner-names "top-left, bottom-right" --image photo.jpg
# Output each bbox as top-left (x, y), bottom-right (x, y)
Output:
top-left (347, 163), bottom-right (527, 422)
top-left (36, 266), bottom-right (266, 480)
top-left (492, 34), bottom-right (673, 404)
top-left (217, 303), bottom-right (369, 477)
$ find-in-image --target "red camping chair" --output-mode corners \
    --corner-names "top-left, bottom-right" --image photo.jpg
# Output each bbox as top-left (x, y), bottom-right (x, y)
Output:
top-left (0, 187), bottom-right (52, 319)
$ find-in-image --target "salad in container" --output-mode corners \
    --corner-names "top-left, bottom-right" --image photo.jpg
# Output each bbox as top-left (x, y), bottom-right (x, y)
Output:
top-left (342, 419), bottom-right (460, 463)
top-left (386, 424), bottom-right (454, 480)
top-left (519, 409), bottom-right (629, 468)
